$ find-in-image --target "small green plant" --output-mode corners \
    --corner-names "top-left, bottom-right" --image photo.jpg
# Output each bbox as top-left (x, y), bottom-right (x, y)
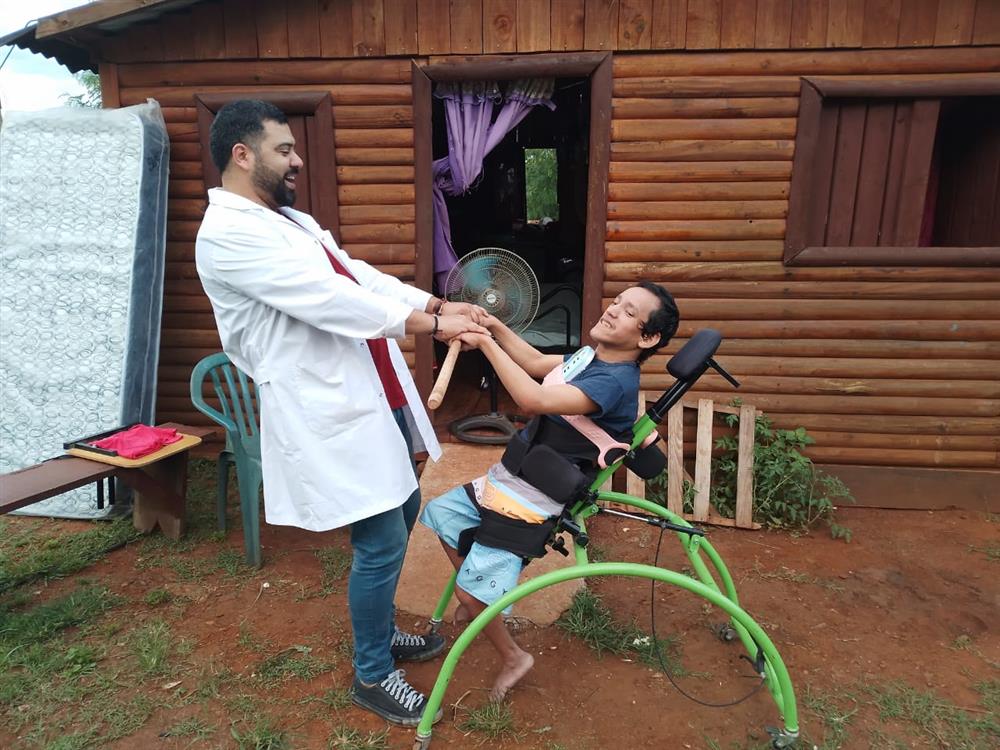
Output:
top-left (255, 645), bottom-right (330, 684)
top-left (231, 715), bottom-right (288, 750)
top-left (457, 700), bottom-right (522, 743)
top-left (162, 715), bottom-right (215, 740)
top-left (969, 542), bottom-right (1000, 562)
top-left (143, 588), bottom-right (173, 606)
top-left (713, 407), bottom-right (853, 539)
top-left (327, 725), bottom-right (390, 749)
top-left (315, 547), bottom-right (353, 595)
top-left (556, 589), bottom-right (683, 674)
top-left (131, 619), bottom-right (172, 676)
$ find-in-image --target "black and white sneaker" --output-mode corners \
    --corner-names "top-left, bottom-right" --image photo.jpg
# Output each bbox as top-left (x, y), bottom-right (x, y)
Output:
top-left (351, 669), bottom-right (442, 727)
top-left (390, 628), bottom-right (446, 662)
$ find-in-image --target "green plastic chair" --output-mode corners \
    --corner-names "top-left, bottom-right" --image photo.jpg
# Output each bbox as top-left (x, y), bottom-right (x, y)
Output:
top-left (190, 353), bottom-right (263, 567)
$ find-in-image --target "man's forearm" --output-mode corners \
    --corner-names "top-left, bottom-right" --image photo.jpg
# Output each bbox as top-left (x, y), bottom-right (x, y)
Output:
top-left (490, 320), bottom-right (557, 378)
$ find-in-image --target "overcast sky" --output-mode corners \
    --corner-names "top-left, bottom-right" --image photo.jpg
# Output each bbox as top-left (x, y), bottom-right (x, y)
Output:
top-left (0, 1), bottom-right (93, 111)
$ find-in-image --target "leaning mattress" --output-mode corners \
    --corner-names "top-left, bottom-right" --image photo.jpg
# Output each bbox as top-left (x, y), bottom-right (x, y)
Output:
top-left (0, 100), bottom-right (170, 518)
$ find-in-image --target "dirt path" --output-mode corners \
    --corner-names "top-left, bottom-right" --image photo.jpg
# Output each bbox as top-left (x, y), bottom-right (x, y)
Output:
top-left (2, 501), bottom-right (997, 749)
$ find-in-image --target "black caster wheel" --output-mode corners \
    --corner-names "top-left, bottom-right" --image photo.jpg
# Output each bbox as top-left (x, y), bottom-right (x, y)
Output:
top-left (712, 622), bottom-right (737, 642)
top-left (766, 727), bottom-right (798, 749)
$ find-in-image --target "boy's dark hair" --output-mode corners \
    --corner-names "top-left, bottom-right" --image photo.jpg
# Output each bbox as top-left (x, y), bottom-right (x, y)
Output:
top-left (209, 99), bottom-right (288, 174)
top-left (636, 281), bottom-right (680, 365)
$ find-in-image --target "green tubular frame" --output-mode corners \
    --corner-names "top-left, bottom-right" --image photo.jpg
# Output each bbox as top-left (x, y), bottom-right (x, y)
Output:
top-left (418, 339), bottom-right (798, 746)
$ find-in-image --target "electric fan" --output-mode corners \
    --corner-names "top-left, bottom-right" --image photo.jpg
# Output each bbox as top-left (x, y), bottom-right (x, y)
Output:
top-left (443, 247), bottom-right (540, 444)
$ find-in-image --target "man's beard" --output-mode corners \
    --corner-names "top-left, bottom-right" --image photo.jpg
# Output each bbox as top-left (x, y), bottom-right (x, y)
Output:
top-left (252, 162), bottom-right (297, 207)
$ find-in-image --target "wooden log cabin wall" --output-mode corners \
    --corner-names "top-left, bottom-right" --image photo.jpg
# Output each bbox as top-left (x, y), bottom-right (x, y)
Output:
top-left (42, 0), bottom-right (996, 477)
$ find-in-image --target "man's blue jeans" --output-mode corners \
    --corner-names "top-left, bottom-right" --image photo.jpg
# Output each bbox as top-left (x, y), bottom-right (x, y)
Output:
top-left (348, 407), bottom-right (421, 684)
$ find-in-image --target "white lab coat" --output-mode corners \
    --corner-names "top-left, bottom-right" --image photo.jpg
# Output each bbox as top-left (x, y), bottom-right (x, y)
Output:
top-left (195, 188), bottom-right (441, 531)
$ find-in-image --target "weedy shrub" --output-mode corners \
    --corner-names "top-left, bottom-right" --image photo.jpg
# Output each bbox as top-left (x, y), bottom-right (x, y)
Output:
top-left (647, 405), bottom-right (852, 540)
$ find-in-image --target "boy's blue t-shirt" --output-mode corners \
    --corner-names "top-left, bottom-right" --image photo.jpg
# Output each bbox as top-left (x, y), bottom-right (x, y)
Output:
top-left (518, 354), bottom-right (638, 439)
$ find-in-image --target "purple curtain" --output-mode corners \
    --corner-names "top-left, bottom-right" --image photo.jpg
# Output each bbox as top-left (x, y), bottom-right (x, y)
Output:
top-left (432, 79), bottom-right (556, 291)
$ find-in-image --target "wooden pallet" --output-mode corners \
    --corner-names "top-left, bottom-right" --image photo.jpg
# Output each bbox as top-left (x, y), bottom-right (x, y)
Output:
top-left (605, 395), bottom-right (761, 530)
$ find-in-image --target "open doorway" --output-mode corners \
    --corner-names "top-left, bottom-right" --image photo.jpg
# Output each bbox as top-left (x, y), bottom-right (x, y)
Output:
top-left (411, 55), bottom-right (611, 437)
top-left (432, 78), bottom-right (590, 352)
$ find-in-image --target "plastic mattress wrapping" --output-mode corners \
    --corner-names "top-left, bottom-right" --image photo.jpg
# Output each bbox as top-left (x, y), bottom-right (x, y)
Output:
top-left (0, 99), bottom-right (170, 518)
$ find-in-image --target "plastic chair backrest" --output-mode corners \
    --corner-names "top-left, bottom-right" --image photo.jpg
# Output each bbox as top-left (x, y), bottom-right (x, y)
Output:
top-left (190, 353), bottom-right (261, 460)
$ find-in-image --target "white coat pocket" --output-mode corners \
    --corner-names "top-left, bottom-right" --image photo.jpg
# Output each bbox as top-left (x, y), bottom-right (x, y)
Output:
top-left (294, 360), bottom-right (373, 436)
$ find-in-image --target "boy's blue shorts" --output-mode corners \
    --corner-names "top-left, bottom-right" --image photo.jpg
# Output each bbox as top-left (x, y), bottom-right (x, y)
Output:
top-left (419, 485), bottom-right (525, 613)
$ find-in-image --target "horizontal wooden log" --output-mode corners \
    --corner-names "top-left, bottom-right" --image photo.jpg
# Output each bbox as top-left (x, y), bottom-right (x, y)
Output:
top-left (612, 48), bottom-right (1000, 77)
top-left (338, 183), bottom-right (414, 205)
top-left (166, 221), bottom-right (203, 242)
top-left (161, 106), bottom-right (197, 122)
top-left (656, 337), bottom-right (1000, 360)
top-left (335, 147), bottom-right (415, 165)
top-left (339, 223), bottom-right (414, 243)
top-left (670, 298), bottom-right (1000, 321)
top-left (335, 128), bottom-right (414, 148)
top-left (168, 198), bottom-right (207, 220)
top-left (169, 179), bottom-right (206, 199)
top-left (165, 260), bottom-right (199, 279)
top-left (332, 105), bottom-right (412, 128)
top-left (158, 345), bottom-right (224, 363)
top-left (607, 181), bottom-right (789, 201)
top-left (609, 279), bottom-right (1000, 299)
top-left (608, 201), bottom-right (787, 220)
top-left (797, 431), bottom-right (999, 453)
top-left (667, 389), bottom-right (999, 417)
top-left (646, 354), bottom-right (1000, 380)
top-left (343, 244), bottom-right (416, 264)
top-left (340, 203), bottom-right (415, 224)
top-left (169, 162), bottom-right (201, 179)
top-left (671, 373), bottom-right (1000, 399)
top-left (763, 413), bottom-right (1000, 437)
top-left (161, 328), bottom-right (221, 347)
top-left (612, 118), bottom-right (797, 141)
top-left (612, 77), bottom-right (803, 98)
top-left (118, 59), bottom-right (413, 87)
top-left (336, 166), bottom-right (414, 184)
top-left (611, 139), bottom-right (795, 161)
top-left (171, 143), bottom-right (201, 161)
top-left (610, 161), bottom-right (792, 182)
top-left (659, 317), bottom-right (1000, 341)
top-left (606, 240), bottom-right (785, 262)
top-left (607, 219), bottom-right (785, 241)
top-left (121, 85), bottom-right (410, 108)
top-left (602, 261), bottom-right (1000, 282)
top-left (612, 97), bottom-right (800, 119)
top-left (801, 447), bottom-right (996, 469)
top-left (165, 122), bottom-right (200, 141)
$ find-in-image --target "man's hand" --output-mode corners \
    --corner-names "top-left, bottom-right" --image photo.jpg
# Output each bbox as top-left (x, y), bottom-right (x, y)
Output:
top-left (441, 301), bottom-right (489, 325)
top-left (435, 314), bottom-right (488, 341)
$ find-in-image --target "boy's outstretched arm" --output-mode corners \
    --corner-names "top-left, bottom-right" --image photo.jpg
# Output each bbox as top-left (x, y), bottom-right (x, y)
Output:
top-left (459, 333), bottom-right (597, 417)
top-left (483, 314), bottom-right (563, 378)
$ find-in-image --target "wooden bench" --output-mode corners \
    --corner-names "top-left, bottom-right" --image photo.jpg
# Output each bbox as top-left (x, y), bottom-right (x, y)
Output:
top-left (1, 423), bottom-right (216, 540)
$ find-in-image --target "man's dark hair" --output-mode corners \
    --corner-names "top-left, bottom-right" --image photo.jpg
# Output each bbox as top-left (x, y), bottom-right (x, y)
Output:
top-left (636, 281), bottom-right (680, 365)
top-left (209, 99), bottom-right (288, 174)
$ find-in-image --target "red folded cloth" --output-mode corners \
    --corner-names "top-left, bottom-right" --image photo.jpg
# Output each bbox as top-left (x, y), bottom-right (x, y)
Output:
top-left (91, 424), bottom-right (182, 459)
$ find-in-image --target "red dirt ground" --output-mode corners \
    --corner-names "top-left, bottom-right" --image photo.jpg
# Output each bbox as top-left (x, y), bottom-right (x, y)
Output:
top-left (3, 501), bottom-right (997, 750)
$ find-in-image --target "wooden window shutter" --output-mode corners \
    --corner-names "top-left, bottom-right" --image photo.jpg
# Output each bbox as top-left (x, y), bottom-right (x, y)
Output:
top-left (194, 92), bottom-right (340, 244)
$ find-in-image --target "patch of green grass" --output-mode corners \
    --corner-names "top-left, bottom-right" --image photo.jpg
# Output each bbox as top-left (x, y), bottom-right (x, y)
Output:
top-left (969, 542), bottom-right (1000, 562)
top-left (231, 715), bottom-right (289, 750)
top-left (130, 619), bottom-right (172, 676)
top-left (457, 700), bottom-right (522, 743)
top-left (309, 547), bottom-right (353, 597)
top-left (0, 518), bottom-right (141, 592)
top-left (238, 620), bottom-right (273, 653)
top-left (868, 681), bottom-right (1000, 750)
top-left (327, 725), bottom-right (390, 750)
top-left (255, 645), bottom-right (330, 684)
top-left (556, 588), bottom-right (683, 674)
top-left (143, 587), bottom-right (173, 606)
top-left (750, 562), bottom-right (845, 592)
top-left (975, 678), bottom-right (999, 712)
top-left (103, 694), bottom-right (157, 741)
top-left (162, 715), bottom-right (215, 740)
top-left (44, 729), bottom-right (99, 750)
top-left (301, 687), bottom-right (352, 711)
top-left (802, 684), bottom-right (858, 749)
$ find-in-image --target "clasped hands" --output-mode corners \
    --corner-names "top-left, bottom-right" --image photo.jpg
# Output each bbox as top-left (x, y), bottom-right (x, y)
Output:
top-left (432, 302), bottom-right (501, 347)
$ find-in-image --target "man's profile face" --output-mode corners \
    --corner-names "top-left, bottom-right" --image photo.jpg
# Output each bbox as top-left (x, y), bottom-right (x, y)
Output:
top-left (249, 119), bottom-right (303, 209)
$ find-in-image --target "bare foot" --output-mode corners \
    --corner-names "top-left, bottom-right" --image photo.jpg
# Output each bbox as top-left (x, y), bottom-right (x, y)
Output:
top-left (490, 648), bottom-right (534, 701)
top-left (453, 603), bottom-right (472, 626)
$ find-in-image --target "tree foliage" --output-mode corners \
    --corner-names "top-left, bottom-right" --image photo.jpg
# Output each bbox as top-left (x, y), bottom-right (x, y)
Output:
top-left (524, 148), bottom-right (558, 221)
top-left (62, 71), bottom-right (102, 109)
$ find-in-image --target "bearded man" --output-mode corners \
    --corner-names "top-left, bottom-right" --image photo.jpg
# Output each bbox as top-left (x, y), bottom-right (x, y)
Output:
top-left (195, 99), bottom-right (487, 726)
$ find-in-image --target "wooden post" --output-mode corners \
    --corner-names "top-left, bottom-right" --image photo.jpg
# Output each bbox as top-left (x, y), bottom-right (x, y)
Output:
top-left (666, 402), bottom-right (684, 515)
top-left (692, 399), bottom-right (714, 521)
top-left (735, 404), bottom-right (756, 528)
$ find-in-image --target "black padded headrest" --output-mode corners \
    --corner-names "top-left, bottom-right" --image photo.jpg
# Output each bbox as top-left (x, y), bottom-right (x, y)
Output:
top-left (666, 329), bottom-right (722, 381)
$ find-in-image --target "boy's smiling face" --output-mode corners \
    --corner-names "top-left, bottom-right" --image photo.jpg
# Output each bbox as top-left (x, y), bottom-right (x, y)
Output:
top-left (589, 286), bottom-right (662, 356)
